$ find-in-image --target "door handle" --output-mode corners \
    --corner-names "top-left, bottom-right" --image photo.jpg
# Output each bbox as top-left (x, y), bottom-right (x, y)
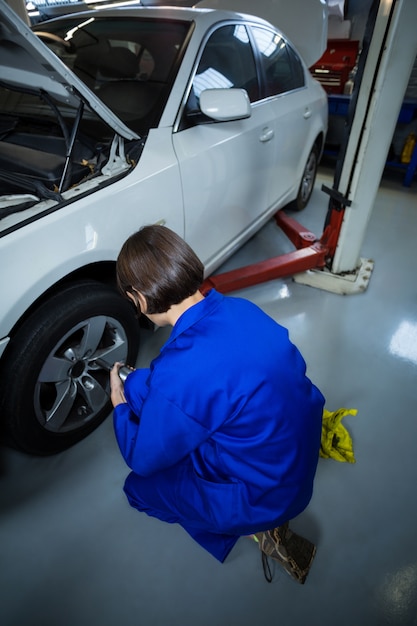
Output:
top-left (259, 127), bottom-right (274, 142)
top-left (303, 108), bottom-right (312, 119)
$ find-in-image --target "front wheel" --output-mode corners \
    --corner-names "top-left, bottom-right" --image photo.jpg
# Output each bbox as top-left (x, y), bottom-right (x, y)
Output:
top-left (288, 145), bottom-right (319, 212)
top-left (0, 281), bottom-right (139, 455)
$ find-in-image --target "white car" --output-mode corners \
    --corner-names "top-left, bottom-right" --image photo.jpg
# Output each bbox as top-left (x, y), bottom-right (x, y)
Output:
top-left (0, 1), bottom-right (327, 454)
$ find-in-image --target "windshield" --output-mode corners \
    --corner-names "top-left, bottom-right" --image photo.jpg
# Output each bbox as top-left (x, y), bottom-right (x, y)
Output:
top-left (30, 15), bottom-right (191, 134)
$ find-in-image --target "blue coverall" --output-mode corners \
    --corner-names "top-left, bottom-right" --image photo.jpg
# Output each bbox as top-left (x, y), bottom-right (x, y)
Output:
top-left (113, 289), bottom-right (324, 562)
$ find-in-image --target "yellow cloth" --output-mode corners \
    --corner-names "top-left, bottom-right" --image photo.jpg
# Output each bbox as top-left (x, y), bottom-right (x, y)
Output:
top-left (320, 407), bottom-right (357, 463)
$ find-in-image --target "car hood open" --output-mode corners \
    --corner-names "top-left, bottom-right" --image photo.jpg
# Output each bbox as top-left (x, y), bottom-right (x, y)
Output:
top-left (0, 1), bottom-right (140, 141)
top-left (195, 0), bottom-right (328, 67)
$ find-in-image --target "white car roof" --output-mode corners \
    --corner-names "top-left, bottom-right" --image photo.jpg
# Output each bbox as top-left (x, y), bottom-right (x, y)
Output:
top-left (144, 0), bottom-right (328, 67)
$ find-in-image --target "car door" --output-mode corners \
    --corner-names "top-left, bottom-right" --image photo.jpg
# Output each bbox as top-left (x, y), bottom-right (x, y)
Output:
top-left (250, 24), bottom-right (316, 209)
top-left (172, 23), bottom-right (276, 270)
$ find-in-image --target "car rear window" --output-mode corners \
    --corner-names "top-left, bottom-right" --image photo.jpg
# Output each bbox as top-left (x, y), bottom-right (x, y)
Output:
top-left (251, 26), bottom-right (305, 97)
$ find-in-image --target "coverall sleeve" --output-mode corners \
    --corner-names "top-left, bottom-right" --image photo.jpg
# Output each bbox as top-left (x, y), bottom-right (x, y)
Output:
top-left (112, 368), bottom-right (148, 469)
top-left (113, 382), bottom-right (210, 477)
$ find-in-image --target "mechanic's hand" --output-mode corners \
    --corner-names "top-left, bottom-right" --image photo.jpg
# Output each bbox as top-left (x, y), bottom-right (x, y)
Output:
top-left (110, 362), bottom-right (127, 407)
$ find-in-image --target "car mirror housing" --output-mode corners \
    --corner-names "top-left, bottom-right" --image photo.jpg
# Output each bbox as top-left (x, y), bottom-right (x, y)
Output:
top-left (199, 88), bottom-right (251, 122)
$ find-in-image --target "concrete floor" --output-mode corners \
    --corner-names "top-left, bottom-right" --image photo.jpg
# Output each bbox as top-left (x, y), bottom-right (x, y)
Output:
top-left (1, 164), bottom-right (417, 626)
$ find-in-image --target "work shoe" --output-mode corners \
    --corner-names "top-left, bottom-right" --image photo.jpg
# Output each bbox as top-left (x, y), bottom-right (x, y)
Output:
top-left (255, 523), bottom-right (316, 584)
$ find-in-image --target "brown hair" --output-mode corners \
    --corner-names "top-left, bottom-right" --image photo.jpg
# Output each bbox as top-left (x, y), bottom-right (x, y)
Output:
top-left (116, 225), bottom-right (204, 314)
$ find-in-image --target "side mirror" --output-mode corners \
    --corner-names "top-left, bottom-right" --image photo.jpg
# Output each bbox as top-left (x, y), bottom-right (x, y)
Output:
top-left (199, 88), bottom-right (251, 122)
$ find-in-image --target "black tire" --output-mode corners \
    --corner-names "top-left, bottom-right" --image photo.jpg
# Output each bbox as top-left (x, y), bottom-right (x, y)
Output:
top-left (0, 280), bottom-right (139, 455)
top-left (288, 145), bottom-right (319, 212)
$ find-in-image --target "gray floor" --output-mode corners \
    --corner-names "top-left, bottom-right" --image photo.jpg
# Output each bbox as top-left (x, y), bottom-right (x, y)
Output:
top-left (1, 164), bottom-right (417, 626)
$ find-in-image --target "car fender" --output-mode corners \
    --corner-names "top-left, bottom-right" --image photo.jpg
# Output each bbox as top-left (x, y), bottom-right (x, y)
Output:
top-left (0, 129), bottom-right (184, 352)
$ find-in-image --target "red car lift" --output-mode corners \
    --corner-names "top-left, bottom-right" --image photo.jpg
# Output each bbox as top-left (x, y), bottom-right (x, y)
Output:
top-left (201, 210), bottom-right (335, 295)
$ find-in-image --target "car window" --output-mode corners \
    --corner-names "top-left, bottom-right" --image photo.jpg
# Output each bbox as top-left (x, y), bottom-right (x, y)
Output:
top-left (34, 17), bottom-right (188, 84)
top-left (192, 24), bottom-right (260, 103)
top-left (251, 26), bottom-right (305, 97)
top-left (32, 16), bottom-right (191, 133)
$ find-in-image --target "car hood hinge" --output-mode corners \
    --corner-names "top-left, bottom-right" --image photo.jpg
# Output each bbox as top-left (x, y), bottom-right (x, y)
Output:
top-left (101, 135), bottom-right (130, 177)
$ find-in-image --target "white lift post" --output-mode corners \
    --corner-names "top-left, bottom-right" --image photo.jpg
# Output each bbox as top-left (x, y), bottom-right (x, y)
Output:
top-left (296, 0), bottom-right (417, 294)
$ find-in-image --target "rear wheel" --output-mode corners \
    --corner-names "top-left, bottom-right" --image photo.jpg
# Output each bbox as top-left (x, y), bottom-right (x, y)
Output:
top-left (288, 145), bottom-right (319, 211)
top-left (0, 281), bottom-right (139, 455)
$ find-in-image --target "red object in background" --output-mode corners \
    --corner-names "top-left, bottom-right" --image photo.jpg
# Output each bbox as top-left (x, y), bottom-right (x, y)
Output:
top-left (200, 212), bottom-right (328, 295)
top-left (310, 39), bottom-right (359, 94)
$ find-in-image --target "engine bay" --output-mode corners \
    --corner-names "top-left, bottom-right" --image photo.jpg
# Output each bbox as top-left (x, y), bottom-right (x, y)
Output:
top-left (0, 84), bottom-right (145, 221)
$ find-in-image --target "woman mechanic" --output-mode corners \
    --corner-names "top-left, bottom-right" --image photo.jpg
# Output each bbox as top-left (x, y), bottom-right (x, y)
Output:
top-left (110, 224), bottom-right (324, 583)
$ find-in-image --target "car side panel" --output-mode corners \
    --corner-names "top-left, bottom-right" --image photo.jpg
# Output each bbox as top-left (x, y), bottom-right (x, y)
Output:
top-left (266, 85), bottom-right (323, 208)
top-left (0, 129), bottom-right (184, 343)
